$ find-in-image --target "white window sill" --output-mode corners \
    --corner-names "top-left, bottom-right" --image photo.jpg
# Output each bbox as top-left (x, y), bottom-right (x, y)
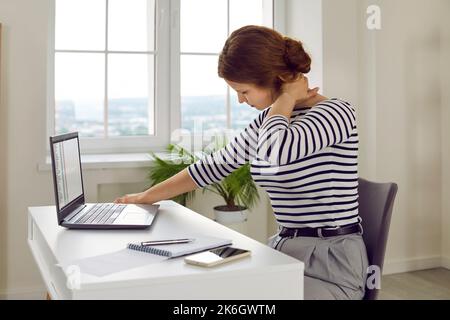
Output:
top-left (38, 152), bottom-right (175, 171)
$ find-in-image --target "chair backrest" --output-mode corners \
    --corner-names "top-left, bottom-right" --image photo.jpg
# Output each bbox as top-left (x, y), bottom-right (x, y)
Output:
top-left (358, 177), bottom-right (398, 300)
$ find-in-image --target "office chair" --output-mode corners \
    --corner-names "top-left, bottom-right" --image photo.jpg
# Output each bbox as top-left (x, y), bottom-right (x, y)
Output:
top-left (358, 177), bottom-right (398, 300)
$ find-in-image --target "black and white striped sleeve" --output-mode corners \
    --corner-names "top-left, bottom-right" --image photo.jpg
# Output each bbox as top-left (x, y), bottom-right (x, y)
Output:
top-left (256, 99), bottom-right (357, 166)
top-left (187, 109), bottom-right (269, 188)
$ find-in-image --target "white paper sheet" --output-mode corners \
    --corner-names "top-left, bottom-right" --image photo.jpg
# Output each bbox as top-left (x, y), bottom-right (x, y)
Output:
top-left (58, 249), bottom-right (169, 277)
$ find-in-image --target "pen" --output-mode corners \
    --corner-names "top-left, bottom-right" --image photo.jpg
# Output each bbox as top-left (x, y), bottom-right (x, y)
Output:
top-left (141, 238), bottom-right (194, 246)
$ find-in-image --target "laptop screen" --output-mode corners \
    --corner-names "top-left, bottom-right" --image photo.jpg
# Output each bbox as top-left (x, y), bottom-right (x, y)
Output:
top-left (52, 135), bottom-right (83, 210)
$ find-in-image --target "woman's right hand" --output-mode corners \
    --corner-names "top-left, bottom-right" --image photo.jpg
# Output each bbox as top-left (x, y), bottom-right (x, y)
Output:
top-left (114, 192), bottom-right (150, 204)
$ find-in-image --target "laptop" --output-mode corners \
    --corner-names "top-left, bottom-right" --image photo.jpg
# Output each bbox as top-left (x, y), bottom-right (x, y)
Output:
top-left (49, 132), bottom-right (159, 229)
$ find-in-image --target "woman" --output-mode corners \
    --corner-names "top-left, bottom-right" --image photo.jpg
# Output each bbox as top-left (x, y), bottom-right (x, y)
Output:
top-left (115, 25), bottom-right (369, 300)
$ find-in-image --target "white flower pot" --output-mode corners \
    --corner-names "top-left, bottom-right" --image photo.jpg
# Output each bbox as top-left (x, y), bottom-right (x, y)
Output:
top-left (213, 205), bottom-right (248, 225)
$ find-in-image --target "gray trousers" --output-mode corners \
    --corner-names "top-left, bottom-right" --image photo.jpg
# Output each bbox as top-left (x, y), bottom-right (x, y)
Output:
top-left (267, 229), bottom-right (369, 300)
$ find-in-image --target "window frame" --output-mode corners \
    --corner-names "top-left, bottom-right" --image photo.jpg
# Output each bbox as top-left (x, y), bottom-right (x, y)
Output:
top-left (47, 0), bottom-right (171, 154)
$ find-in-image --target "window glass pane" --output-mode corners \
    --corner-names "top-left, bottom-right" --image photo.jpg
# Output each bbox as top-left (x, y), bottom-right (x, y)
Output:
top-left (180, 0), bottom-right (227, 53)
top-left (230, 94), bottom-right (261, 131)
top-left (108, 0), bottom-right (155, 52)
top-left (108, 54), bottom-right (154, 136)
top-left (230, 0), bottom-right (264, 31)
top-left (229, 0), bottom-right (266, 131)
top-left (55, 0), bottom-right (106, 51)
top-left (181, 55), bottom-right (226, 135)
top-left (55, 53), bottom-right (105, 137)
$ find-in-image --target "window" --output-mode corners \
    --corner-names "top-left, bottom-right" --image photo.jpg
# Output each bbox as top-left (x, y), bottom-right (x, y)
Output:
top-left (178, 0), bottom-right (274, 139)
top-left (51, 0), bottom-right (170, 153)
top-left (55, 0), bottom-right (157, 138)
top-left (50, 0), bottom-right (276, 153)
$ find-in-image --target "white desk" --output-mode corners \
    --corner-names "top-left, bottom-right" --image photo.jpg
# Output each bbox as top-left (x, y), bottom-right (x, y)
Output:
top-left (28, 201), bottom-right (304, 300)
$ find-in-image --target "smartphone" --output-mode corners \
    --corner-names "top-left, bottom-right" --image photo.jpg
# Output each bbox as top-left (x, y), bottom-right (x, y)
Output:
top-left (184, 246), bottom-right (251, 267)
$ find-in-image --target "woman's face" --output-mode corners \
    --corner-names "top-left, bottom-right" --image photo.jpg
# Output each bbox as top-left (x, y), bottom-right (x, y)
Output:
top-left (225, 79), bottom-right (277, 111)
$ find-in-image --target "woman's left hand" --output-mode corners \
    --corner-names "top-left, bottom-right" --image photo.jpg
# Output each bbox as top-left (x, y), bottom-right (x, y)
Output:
top-left (281, 75), bottom-right (320, 105)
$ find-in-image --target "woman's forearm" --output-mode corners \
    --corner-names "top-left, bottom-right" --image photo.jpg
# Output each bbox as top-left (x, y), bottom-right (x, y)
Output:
top-left (267, 92), bottom-right (296, 119)
top-left (143, 168), bottom-right (198, 203)
top-left (267, 92), bottom-right (327, 120)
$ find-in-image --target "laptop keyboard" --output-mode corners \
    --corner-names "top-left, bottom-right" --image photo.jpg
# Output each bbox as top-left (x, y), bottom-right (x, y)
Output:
top-left (75, 203), bottom-right (126, 225)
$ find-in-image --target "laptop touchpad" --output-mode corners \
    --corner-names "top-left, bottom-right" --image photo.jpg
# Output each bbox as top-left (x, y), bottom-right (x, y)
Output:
top-left (123, 212), bottom-right (148, 222)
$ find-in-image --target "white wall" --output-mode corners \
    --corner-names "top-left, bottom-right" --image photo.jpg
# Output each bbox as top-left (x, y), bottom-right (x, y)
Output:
top-left (285, 0), bottom-right (323, 91)
top-left (0, 21), bottom-right (7, 297)
top-left (440, 1), bottom-right (450, 269)
top-left (377, 0), bottom-right (447, 273)
top-left (0, 0), bottom-right (52, 298)
top-left (321, 0), bottom-right (449, 273)
top-left (322, 0), bottom-right (360, 105)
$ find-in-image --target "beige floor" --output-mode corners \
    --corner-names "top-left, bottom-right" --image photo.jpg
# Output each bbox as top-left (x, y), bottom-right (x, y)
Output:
top-left (378, 268), bottom-right (450, 300)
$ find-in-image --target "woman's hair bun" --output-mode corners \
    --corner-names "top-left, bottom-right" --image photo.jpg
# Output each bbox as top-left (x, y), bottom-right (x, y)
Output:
top-left (283, 37), bottom-right (311, 74)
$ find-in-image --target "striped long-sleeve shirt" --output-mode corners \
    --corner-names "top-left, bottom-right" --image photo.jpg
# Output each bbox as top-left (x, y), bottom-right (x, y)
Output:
top-left (187, 98), bottom-right (359, 229)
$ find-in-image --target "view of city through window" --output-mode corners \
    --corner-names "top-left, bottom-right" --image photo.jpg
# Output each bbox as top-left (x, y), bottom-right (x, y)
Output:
top-left (55, 98), bottom-right (150, 137)
top-left (56, 94), bottom-right (260, 137)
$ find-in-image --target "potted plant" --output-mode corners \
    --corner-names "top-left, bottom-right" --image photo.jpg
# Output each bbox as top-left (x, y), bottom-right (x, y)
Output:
top-left (148, 141), bottom-right (260, 225)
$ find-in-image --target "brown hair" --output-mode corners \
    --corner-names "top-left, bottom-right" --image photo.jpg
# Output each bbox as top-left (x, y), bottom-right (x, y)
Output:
top-left (218, 25), bottom-right (311, 94)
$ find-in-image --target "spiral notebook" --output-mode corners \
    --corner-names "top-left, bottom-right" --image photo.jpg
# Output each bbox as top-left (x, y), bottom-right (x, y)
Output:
top-left (127, 235), bottom-right (232, 258)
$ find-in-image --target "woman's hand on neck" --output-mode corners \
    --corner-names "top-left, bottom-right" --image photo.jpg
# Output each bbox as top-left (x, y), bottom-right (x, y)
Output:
top-left (295, 93), bottom-right (329, 109)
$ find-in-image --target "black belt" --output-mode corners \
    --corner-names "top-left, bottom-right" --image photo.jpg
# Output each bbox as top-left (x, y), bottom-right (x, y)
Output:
top-left (279, 223), bottom-right (362, 238)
